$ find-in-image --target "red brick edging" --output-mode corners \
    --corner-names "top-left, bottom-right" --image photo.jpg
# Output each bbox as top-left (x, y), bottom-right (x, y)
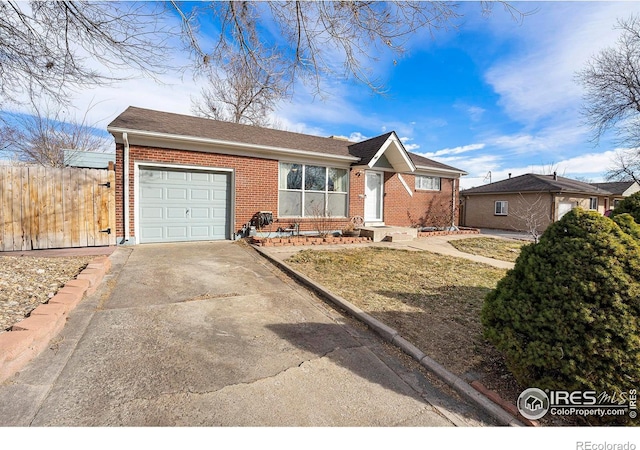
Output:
top-left (470, 380), bottom-right (540, 426)
top-left (417, 229), bottom-right (480, 237)
top-left (0, 256), bottom-right (112, 384)
top-left (251, 236), bottom-right (372, 247)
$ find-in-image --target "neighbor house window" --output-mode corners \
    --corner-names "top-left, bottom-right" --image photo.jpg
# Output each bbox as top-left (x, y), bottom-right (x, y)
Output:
top-left (279, 163), bottom-right (348, 217)
top-left (415, 175), bottom-right (441, 191)
top-left (495, 201), bottom-right (508, 215)
top-left (589, 197), bottom-right (598, 210)
top-left (613, 199), bottom-right (622, 209)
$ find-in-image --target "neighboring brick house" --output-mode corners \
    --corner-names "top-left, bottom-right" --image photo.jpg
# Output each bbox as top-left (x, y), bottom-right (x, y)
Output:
top-left (589, 181), bottom-right (640, 210)
top-left (107, 106), bottom-right (467, 244)
top-left (459, 173), bottom-right (613, 233)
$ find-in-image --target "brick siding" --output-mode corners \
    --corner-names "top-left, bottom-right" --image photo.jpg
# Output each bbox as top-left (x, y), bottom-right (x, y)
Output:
top-left (383, 173), bottom-right (459, 227)
top-left (115, 145), bottom-right (460, 240)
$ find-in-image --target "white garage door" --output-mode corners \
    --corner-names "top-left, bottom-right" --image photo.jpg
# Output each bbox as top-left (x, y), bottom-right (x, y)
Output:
top-left (558, 201), bottom-right (575, 220)
top-left (138, 167), bottom-right (231, 243)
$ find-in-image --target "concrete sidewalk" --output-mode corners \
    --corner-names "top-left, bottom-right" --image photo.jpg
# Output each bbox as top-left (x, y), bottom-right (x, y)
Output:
top-left (0, 241), bottom-right (498, 427)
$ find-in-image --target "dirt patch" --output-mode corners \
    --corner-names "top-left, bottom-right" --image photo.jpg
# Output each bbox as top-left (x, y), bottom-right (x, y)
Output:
top-left (448, 237), bottom-right (526, 262)
top-left (0, 255), bottom-right (92, 333)
top-left (286, 248), bottom-right (524, 406)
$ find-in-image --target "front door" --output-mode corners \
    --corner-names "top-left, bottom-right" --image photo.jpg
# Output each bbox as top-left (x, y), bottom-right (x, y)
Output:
top-left (364, 171), bottom-right (384, 222)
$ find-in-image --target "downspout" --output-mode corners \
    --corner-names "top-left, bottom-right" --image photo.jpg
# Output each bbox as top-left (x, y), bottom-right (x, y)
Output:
top-left (123, 132), bottom-right (130, 243)
top-left (451, 178), bottom-right (458, 230)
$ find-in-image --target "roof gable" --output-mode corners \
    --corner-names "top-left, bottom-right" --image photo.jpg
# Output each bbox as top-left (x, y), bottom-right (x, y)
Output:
top-left (347, 132), bottom-right (415, 172)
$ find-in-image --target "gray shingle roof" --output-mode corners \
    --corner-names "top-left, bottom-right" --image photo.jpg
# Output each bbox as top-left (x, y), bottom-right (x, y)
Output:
top-left (108, 106), bottom-right (465, 174)
top-left (462, 173), bottom-right (613, 196)
top-left (590, 181), bottom-right (636, 195)
top-left (108, 106), bottom-right (352, 157)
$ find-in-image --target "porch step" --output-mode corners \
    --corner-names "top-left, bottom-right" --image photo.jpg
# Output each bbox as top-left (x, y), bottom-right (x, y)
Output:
top-left (359, 226), bottom-right (418, 243)
top-left (382, 232), bottom-right (415, 242)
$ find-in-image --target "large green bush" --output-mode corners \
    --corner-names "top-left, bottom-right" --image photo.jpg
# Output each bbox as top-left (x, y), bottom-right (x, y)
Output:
top-left (482, 208), bottom-right (640, 422)
top-left (610, 191), bottom-right (640, 224)
top-left (613, 213), bottom-right (640, 241)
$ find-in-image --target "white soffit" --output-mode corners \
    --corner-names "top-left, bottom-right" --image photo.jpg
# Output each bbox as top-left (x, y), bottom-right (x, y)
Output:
top-left (367, 133), bottom-right (416, 173)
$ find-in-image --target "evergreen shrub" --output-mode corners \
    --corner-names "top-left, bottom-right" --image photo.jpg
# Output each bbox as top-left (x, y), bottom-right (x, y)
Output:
top-left (482, 209), bottom-right (640, 424)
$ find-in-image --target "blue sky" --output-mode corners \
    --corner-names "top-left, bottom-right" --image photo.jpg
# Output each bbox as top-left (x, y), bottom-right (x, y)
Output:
top-left (6, 1), bottom-right (640, 189)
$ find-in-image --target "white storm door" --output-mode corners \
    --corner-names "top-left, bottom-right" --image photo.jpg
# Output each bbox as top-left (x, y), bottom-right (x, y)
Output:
top-left (364, 171), bottom-right (384, 222)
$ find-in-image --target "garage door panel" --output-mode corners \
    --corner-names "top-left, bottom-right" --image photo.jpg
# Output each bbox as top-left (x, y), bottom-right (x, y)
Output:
top-left (141, 187), bottom-right (164, 200)
top-left (213, 189), bottom-right (228, 201)
top-left (166, 207), bottom-right (187, 219)
top-left (141, 206), bottom-right (164, 219)
top-left (190, 172), bottom-right (209, 182)
top-left (167, 171), bottom-right (188, 181)
top-left (190, 226), bottom-right (211, 237)
top-left (190, 189), bottom-right (211, 200)
top-left (212, 207), bottom-right (227, 218)
top-left (190, 208), bottom-right (210, 219)
top-left (139, 168), bottom-right (231, 243)
top-left (166, 226), bottom-right (189, 238)
top-left (140, 227), bottom-right (164, 240)
top-left (141, 171), bottom-right (163, 183)
top-left (167, 188), bottom-right (188, 200)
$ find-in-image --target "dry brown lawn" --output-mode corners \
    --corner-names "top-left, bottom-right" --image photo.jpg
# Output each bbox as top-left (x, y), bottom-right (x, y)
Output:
top-left (448, 237), bottom-right (526, 262)
top-left (286, 247), bottom-right (525, 406)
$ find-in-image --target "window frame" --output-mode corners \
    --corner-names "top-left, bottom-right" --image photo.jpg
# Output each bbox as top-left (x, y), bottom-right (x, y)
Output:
top-left (278, 162), bottom-right (349, 218)
top-left (495, 200), bottom-right (508, 216)
top-left (415, 175), bottom-right (441, 191)
top-left (589, 197), bottom-right (598, 210)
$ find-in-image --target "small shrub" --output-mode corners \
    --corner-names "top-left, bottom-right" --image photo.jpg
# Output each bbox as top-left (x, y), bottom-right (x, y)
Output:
top-left (482, 208), bottom-right (640, 424)
top-left (610, 191), bottom-right (640, 224)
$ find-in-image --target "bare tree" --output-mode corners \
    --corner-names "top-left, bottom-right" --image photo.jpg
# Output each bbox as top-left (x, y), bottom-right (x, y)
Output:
top-left (606, 149), bottom-right (640, 184)
top-left (510, 193), bottom-right (549, 243)
top-left (577, 14), bottom-right (640, 149)
top-left (407, 197), bottom-right (454, 230)
top-left (0, 1), bottom-right (529, 106)
top-left (179, 1), bottom-right (530, 97)
top-left (0, 101), bottom-right (112, 167)
top-left (191, 56), bottom-right (286, 126)
top-left (0, 1), bottom-right (177, 105)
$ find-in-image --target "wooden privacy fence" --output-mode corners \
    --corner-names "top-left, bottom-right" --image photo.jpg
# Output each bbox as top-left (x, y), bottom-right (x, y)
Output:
top-left (0, 165), bottom-right (116, 251)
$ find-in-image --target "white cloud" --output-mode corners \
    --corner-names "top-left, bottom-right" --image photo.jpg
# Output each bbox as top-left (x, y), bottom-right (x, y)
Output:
top-left (467, 106), bottom-right (486, 122)
top-left (399, 136), bottom-right (419, 150)
top-left (454, 102), bottom-right (486, 122)
top-left (485, 2), bottom-right (640, 125)
top-left (487, 123), bottom-right (589, 156)
top-left (420, 143), bottom-right (486, 158)
top-left (349, 132), bottom-right (369, 142)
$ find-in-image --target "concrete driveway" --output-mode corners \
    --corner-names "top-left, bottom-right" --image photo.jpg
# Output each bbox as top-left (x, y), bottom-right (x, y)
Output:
top-left (0, 241), bottom-right (496, 426)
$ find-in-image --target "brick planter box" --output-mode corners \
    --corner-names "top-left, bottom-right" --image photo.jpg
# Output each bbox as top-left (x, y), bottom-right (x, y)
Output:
top-left (250, 235), bottom-right (372, 247)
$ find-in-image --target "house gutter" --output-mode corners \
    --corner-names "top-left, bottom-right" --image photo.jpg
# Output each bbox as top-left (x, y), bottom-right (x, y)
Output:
top-left (123, 132), bottom-right (130, 243)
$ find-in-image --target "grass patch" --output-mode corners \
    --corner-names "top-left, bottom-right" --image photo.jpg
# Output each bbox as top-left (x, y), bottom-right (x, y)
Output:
top-left (448, 237), bottom-right (526, 262)
top-left (286, 247), bottom-right (523, 401)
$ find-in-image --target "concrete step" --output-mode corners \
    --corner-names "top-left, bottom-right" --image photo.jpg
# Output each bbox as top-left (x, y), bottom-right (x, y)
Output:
top-left (382, 233), bottom-right (415, 242)
top-left (360, 226), bottom-right (418, 242)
